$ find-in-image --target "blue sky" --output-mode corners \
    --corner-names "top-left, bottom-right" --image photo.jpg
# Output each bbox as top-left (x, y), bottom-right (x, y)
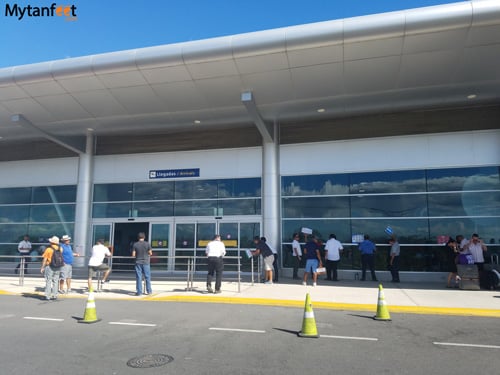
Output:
top-left (1, 0), bottom-right (458, 68)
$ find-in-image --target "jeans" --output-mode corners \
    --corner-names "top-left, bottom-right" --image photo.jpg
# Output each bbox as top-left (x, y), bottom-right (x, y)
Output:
top-left (272, 253), bottom-right (279, 282)
top-left (361, 254), bottom-right (377, 280)
top-left (45, 266), bottom-right (61, 299)
top-left (135, 263), bottom-right (152, 295)
top-left (207, 257), bottom-right (223, 291)
top-left (292, 255), bottom-right (301, 278)
top-left (390, 256), bottom-right (400, 281)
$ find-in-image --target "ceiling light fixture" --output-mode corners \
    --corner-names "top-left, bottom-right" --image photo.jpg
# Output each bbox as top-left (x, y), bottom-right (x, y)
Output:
top-left (194, 120), bottom-right (201, 124)
top-left (467, 94), bottom-right (477, 99)
top-left (317, 108), bottom-right (326, 113)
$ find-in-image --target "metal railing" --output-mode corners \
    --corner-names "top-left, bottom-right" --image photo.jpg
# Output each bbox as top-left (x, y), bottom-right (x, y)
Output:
top-left (0, 254), bottom-right (264, 293)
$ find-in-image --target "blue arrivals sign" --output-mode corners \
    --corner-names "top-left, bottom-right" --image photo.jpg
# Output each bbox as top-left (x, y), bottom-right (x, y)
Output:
top-left (149, 168), bottom-right (200, 179)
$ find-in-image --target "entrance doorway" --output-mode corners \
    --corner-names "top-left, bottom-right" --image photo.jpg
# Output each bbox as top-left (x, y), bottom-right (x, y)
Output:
top-left (113, 222), bottom-right (149, 270)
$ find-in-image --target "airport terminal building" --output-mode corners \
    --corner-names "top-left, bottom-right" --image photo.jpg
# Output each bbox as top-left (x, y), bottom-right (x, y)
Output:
top-left (0, 1), bottom-right (499, 277)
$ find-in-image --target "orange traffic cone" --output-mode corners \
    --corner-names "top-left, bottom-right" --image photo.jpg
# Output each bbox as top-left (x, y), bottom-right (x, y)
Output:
top-left (298, 293), bottom-right (319, 338)
top-left (373, 284), bottom-right (391, 321)
top-left (78, 288), bottom-right (101, 324)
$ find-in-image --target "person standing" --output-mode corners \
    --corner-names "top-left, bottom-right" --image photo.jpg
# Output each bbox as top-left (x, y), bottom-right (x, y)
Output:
top-left (251, 236), bottom-right (274, 284)
top-left (324, 234), bottom-right (343, 281)
top-left (291, 233), bottom-right (302, 280)
top-left (15, 234), bottom-right (32, 274)
top-left (464, 233), bottom-right (488, 272)
top-left (303, 235), bottom-right (322, 286)
top-left (359, 234), bottom-right (378, 281)
top-left (40, 236), bottom-right (63, 300)
top-left (87, 239), bottom-right (112, 291)
top-left (261, 237), bottom-right (279, 283)
top-left (205, 234), bottom-right (226, 293)
top-left (58, 235), bottom-right (79, 294)
top-left (388, 236), bottom-right (400, 283)
top-left (444, 238), bottom-right (459, 288)
top-left (131, 232), bottom-right (153, 296)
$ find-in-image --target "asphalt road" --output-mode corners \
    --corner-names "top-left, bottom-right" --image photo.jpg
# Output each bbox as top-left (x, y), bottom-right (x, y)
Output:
top-left (1, 295), bottom-right (499, 375)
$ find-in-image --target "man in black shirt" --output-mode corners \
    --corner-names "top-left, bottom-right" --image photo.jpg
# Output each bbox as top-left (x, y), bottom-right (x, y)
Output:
top-left (131, 232), bottom-right (153, 296)
top-left (251, 236), bottom-right (274, 284)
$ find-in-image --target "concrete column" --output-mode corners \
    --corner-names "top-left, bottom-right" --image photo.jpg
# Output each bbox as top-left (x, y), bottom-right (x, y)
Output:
top-left (261, 122), bottom-right (280, 252)
top-left (73, 130), bottom-right (94, 262)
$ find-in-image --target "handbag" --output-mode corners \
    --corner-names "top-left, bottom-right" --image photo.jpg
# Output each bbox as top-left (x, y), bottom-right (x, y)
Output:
top-left (316, 267), bottom-right (326, 275)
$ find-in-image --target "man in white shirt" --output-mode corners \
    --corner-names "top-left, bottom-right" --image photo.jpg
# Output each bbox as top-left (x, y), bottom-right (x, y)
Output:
top-left (87, 239), bottom-right (112, 290)
top-left (205, 234), bottom-right (226, 294)
top-left (464, 233), bottom-right (488, 272)
top-left (15, 234), bottom-right (32, 274)
top-left (324, 234), bottom-right (343, 281)
top-left (291, 233), bottom-right (302, 280)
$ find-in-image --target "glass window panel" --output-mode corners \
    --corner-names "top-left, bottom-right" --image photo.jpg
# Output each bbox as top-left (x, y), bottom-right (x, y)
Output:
top-left (351, 219), bottom-right (430, 244)
top-left (0, 187), bottom-right (31, 204)
top-left (217, 178), bottom-right (261, 198)
top-left (281, 174), bottom-right (349, 196)
top-left (197, 223), bottom-right (216, 247)
top-left (428, 192), bottom-right (500, 217)
top-left (174, 200), bottom-right (217, 216)
top-left (429, 217), bottom-right (500, 245)
top-left (282, 197), bottom-right (350, 218)
top-left (282, 219), bottom-right (351, 244)
top-left (30, 204), bottom-right (75, 222)
top-left (219, 222), bottom-right (238, 248)
top-left (0, 224), bottom-right (29, 243)
top-left (133, 181), bottom-right (174, 201)
top-left (174, 180), bottom-right (218, 200)
top-left (0, 205), bottom-right (30, 223)
top-left (175, 223), bottom-right (195, 248)
top-left (350, 194), bottom-right (428, 217)
top-left (92, 203), bottom-right (131, 218)
top-left (93, 183), bottom-right (133, 202)
top-left (133, 201), bottom-right (174, 217)
top-left (217, 199), bottom-right (261, 216)
top-left (32, 185), bottom-right (76, 203)
top-left (239, 222), bottom-right (261, 249)
top-left (92, 224), bottom-right (111, 245)
top-left (426, 166), bottom-right (500, 192)
top-left (28, 224), bottom-right (75, 244)
top-left (151, 224), bottom-right (169, 249)
top-left (350, 170), bottom-right (426, 194)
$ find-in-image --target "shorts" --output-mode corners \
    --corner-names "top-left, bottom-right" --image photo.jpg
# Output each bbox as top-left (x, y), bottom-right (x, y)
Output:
top-left (263, 255), bottom-right (274, 271)
top-left (60, 264), bottom-right (72, 280)
top-left (305, 259), bottom-right (319, 274)
top-left (88, 264), bottom-right (110, 278)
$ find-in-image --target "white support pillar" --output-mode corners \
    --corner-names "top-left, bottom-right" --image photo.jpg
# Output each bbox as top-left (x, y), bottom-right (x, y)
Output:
top-left (73, 130), bottom-right (94, 262)
top-left (261, 122), bottom-right (280, 252)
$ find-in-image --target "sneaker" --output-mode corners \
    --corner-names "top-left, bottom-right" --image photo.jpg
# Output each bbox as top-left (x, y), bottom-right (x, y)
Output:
top-left (264, 281), bottom-right (273, 285)
top-left (214, 290), bottom-right (221, 294)
top-left (313, 282), bottom-right (317, 287)
top-left (207, 286), bottom-right (213, 293)
top-left (67, 289), bottom-right (72, 293)
top-left (102, 279), bottom-right (110, 284)
top-left (302, 282), bottom-right (306, 286)
top-left (58, 289), bottom-right (65, 294)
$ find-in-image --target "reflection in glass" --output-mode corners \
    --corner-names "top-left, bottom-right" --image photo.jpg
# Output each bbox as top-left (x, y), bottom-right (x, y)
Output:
top-left (218, 178), bottom-right (261, 198)
top-left (174, 180), bottom-right (218, 200)
top-left (30, 204), bottom-right (76, 222)
top-left (0, 206), bottom-right (30, 223)
top-left (151, 224), bottom-right (169, 249)
top-left (282, 174), bottom-right (349, 196)
top-left (283, 197), bottom-right (350, 218)
top-left (217, 199), bottom-right (261, 215)
top-left (133, 201), bottom-right (174, 217)
top-left (350, 170), bottom-right (426, 194)
top-left (350, 195), bottom-right (428, 217)
top-left (93, 183), bottom-right (133, 202)
top-left (134, 182), bottom-right (174, 201)
top-left (92, 203), bottom-right (131, 218)
top-left (32, 185), bottom-right (77, 203)
top-left (426, 166), bottom-right (500, 192)
top-left (0, 187), bottom-right (32, 204)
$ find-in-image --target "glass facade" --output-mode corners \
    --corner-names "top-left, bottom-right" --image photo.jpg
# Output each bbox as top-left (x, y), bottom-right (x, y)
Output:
top-left (92, 178), bottom-right (261, 218)
top-left (282, 166), bottom-right (500, 272)
top-left (0, 185), bottom-right (76, 255)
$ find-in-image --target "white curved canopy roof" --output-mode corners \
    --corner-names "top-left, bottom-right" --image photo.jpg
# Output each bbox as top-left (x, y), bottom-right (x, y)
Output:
top-left (0, 0), bottom-right (499, 152)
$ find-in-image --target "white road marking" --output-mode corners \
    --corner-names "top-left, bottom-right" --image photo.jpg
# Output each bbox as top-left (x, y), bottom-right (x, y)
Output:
top-left (109, 322), bottom-right (157, 327)
top-left (320, 335), bottom-right (378, 341)
top-left (209, 327), bottom-right (266, 334)
top-left (24, 317), bottom-right (64, 322)
top-left (433, 342), bottom-right (500, 349)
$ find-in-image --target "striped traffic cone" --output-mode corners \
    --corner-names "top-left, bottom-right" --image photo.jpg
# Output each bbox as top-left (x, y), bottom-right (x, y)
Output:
top-left (298, 293), bottom-right (319, 338)
top-left (78, 288), bottom-right (101, 324)
top-left (373, 284), bottom-right (391, 321)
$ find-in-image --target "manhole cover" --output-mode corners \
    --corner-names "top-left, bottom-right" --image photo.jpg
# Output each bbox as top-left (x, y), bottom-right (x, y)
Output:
top-left (127, 354), bottom-right (174, 368)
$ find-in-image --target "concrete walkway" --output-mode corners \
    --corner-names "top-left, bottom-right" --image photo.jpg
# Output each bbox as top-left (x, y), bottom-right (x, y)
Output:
top-left (1, 275), bottom-right (499, 318)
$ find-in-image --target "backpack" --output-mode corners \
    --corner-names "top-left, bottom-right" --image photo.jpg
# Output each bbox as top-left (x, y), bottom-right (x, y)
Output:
top-left (50, 246), bottom-right (64, 268)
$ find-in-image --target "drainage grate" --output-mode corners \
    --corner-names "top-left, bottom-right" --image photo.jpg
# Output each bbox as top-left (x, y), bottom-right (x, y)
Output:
top-left (127, 354), bottom-right (174, 368)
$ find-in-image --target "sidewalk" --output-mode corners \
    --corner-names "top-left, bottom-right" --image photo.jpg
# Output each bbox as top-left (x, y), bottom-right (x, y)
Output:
top-left (1, 276), bottom-right (499, 318)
